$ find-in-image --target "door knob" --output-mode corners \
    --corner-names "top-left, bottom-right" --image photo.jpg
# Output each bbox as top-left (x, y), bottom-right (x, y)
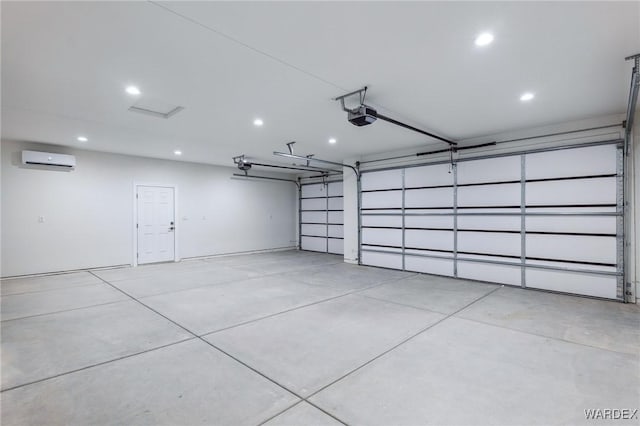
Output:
top-left (169, 226), bottom-right (175, 231)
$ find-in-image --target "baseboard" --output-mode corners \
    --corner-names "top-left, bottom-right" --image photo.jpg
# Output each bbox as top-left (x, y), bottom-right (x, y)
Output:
top-left (0, 246), bottom-right (299, 279)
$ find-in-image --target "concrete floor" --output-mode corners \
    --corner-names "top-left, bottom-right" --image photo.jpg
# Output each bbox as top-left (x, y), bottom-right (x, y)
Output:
top-left (1, 250), bottom-right (638, 425)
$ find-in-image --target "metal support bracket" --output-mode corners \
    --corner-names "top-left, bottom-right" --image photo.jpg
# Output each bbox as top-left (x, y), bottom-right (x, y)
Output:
top-left (334, 86), bottom-right (369, 113)
top-left (232, 173), bottom-right (300, 189)
top-left (232, 155), bottom-right (246, 165)
top-left (273, 150), bottom-right (360, 179)
top-left (287, 141), bottom-right (296, 155)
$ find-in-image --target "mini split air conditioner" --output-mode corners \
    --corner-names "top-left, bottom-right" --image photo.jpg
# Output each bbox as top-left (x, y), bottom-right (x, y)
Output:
top-left (21, 150), bottom-right (76, 168)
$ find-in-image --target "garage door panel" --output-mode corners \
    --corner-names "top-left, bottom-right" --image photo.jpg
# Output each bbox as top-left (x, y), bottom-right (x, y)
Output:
top-left (458, 232), bottom-right (521, 257)
top-left (328, 182), bottom-right (343, 196)
top-left (526, 234), bottom-right (616, 265)
top-left (328, 238), bottom-right (344, 255)
top-left (457, 156), bottom-right (521, 184)
top-left (526, 178), bottom-right (616, 206)
top-left (527, 207), bottom-right (617, 216)
top-left (328, 225), bottom-right (343, 238)
top-left (526, 216), bottom-right (616, 234)
top-left (460, 208), bottom-right (521, 214)
top-left (301, 198), bottom-right (327, 210)
top-left (526, 269), bottom-right (617, 299)
top-left (361, 170), bottom-right (403, 191)
top-left (362, 215), bottom-right (403, 227)
top-left (301, 224), bottom-right (326, 237)
top-left (301, 236), bottom-right (327, 252)
top-left (362, 191), bottom-right (402, 209)
top-left (362, 228), bottom-right (402, 246)
top-left (458, 261), bottom-right (521, 286)
top-left (458, 184), bottom-right (520, 207)
top-left (328, 211), bottom-right (343, 224)
top-left (361, 250), bottom-right (403, 269)
top-left (405, 215), bottom-right (454, 229)
top-left (301, 184), bottom-right (325, 198)
top-left (526, 145), bottom-right (616, 179)
top-left (526, 258), bottom-right (616, 274)
top-left (405, 229), bottom-right (453, 251)
top-left (328, 197), bottom-right (343, 210)
top-left (302, 211), bottom-right (326, 223)
top-left (405, 255), bottom-right (454, 277)
top-left (458, 216), bottom-right (520, 232)
top-left (405, 187), bottom-right (453, 208)
top-left (405, 164), bottom-right (453, 187)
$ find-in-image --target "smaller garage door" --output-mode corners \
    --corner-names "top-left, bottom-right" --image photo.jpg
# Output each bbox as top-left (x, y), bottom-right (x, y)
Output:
top-left (300, 181), bottom-right (344, 255)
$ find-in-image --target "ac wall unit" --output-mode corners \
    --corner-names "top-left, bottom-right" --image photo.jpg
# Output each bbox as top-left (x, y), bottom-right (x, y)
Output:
top-left (21, 150), bottom-right (76, 168)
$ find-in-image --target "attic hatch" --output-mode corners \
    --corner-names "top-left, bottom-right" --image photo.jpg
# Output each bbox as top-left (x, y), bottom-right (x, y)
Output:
top-left (129, 97), bottom-right (184, 119)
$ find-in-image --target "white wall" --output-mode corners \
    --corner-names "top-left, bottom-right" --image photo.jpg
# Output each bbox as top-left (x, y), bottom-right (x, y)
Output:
top-left (342, 159), bottom-right (359, 264)
top-left (1, 140), bottom-right (297, 277)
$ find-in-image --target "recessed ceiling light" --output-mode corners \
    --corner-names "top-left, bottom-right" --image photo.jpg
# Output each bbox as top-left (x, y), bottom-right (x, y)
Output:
top-left (253, 118), bottom-right (264, 127)
top-left (328, 138), bottom-right (337, 144)
top-left (77, 136), bottom-right (88, 142)
top-left (474, 32), bottom-right (494, 47)
top-left (125, 85), bottom-right (141, 96)
top-left (174, 150), bottom-right (182, 156)
top-left (520, 92), bottom-right (535, 102)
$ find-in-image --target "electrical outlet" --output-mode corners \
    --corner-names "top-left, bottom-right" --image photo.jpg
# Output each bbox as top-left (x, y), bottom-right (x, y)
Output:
top-left (38, 216), bottom-right (45, 223)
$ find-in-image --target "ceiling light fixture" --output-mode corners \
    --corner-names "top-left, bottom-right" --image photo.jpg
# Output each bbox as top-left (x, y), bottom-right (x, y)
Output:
top-left (77, 136), bottom-right (88, 142)
top-left (474, 32), bottom-right (494, 47)
top-left (174, 150), bottom-right (182, 156)
top-left (253, 118), bottom-right (264, 127)
top-left (125, 86), bottom-right (141, 96)
top-left (520, 92), bottom-right (535, 101)
top-left (328, 138), bottom-right (337, 144)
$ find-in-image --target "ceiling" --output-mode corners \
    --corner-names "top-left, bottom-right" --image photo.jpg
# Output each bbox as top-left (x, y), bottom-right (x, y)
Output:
top-left (2, 1), bottom-right (638, 169)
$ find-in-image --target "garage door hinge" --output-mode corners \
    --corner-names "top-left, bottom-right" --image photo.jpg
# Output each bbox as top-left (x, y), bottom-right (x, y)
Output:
top-left (136, 223), bottom-right (138, 229)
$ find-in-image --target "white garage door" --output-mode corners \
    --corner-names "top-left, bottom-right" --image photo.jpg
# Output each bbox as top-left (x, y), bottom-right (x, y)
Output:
top-left (360, 142), bottom-right (623, 300)
top-left (300, 181), bottom-right (344, 255)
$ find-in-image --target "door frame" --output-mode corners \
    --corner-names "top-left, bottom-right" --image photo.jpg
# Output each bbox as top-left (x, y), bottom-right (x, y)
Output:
top-left (132, 183), bottom-right (179, 267)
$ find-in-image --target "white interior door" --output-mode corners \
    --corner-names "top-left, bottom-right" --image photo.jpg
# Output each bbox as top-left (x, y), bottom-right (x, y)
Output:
top-left (137, 185), bottom-right (175, 264)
